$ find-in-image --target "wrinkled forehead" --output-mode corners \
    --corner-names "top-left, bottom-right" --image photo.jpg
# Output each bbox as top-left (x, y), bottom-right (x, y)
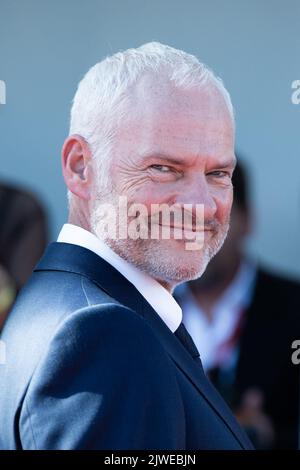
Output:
top-left (128, 73), bottom-right (233, 119)
top-left (118, 75), bottom-right (234, 143)
top-left (115, 75), bottom-right (235, 157)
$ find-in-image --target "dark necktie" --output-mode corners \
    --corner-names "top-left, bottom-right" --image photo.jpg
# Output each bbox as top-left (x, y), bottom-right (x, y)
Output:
top-left (174, 322), bottom-right (201, 359)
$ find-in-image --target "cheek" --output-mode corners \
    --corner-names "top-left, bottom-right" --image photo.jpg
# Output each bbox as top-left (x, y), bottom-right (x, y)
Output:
top-left (127, 182), bottom-right (176, 208)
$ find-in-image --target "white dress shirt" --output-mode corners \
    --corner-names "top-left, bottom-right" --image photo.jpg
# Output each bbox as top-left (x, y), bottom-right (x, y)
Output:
top-left (57, 223), bottom-right (182, 332)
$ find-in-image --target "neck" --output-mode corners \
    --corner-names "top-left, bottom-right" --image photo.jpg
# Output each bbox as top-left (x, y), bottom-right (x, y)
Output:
top-left (68, 204), bottom-right (91, 232)
top-left (155, 279), bottom-right (176, 294)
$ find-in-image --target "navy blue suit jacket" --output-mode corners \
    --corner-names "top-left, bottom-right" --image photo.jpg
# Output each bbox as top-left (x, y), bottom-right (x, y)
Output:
top-left (0, 242), bottom-right (253, 449)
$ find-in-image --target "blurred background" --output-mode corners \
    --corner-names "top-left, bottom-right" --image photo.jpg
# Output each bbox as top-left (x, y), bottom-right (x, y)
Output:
top-left (1, 0), bottom-right (300, 278)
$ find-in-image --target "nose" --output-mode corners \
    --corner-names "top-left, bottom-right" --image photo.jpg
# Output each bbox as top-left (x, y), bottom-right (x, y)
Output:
top-left (176, 174), bottom-right (217, 222)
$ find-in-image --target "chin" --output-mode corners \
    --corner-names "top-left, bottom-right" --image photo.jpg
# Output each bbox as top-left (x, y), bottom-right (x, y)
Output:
top-left (173, 259), bottom-right (210, 283)
top-left (103, 236), bottom-right (219, 286)
top-left (149, 247), bottom-right (212, 286)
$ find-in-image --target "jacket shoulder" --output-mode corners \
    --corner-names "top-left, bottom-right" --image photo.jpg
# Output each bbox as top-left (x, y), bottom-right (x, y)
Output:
top-left (19, 303), bottom-right (179, 449)
top-left (0, 271), bottom-right (128, 448)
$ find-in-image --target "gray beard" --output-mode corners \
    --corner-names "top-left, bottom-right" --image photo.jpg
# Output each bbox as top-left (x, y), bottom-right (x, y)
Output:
top-left (91, 193), bottom-right (230, 287)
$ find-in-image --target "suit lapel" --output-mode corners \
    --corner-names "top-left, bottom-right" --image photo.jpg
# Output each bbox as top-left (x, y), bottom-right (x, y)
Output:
top-left (123, 295), bottom-right (250, 449)
top-left (35, 242), bottom-right (251, 449)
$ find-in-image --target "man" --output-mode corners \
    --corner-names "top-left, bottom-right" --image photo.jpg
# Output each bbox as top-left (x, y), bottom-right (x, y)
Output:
top-left (0, 182), bottom-right (48, 330)
top-left (0, 43), bottom-right (253, 449)
top-left (176, 161), bottom-right (300, 449)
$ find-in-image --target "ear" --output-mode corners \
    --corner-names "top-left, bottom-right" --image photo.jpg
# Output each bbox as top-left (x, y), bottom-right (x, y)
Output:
top-left (61, 135), bottom-right (93, 201)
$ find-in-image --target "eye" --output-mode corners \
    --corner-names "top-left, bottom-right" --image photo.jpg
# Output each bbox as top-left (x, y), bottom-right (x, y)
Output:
top-left (208, 170), bottom-right (231, 178)
top-left (150, 164), bottom-right (172, 173)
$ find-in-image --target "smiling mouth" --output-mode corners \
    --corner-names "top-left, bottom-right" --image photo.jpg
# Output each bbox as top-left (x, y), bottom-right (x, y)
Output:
top-left (158, 224), bottom-right (212, 232)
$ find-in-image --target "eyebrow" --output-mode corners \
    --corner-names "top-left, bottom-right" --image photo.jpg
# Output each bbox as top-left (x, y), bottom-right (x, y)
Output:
top-left (220, 157), bottom-right (237, 170)
top-left (140, 152), bottom-right (237, 169)
top-left (140, 153), bottom-right (187, 166)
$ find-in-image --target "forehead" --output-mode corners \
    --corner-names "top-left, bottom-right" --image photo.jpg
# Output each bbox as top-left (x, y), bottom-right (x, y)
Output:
top-left (116, 75), bottom-right (234, 159)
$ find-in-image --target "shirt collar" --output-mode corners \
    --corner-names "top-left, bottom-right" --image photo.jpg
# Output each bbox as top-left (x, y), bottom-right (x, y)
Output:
top-left (57, 223), bottom-right (182, 332)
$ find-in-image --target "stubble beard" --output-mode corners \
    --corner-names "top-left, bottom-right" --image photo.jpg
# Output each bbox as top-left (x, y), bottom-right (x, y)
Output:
top-left (90, 190), bottom-right (230, 287)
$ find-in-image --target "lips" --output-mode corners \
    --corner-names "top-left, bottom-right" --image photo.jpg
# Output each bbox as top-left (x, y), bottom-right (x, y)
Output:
top-left (158, 224), bottom-right (211, 232)
top-left (156, 225), bottom-right (209, 242)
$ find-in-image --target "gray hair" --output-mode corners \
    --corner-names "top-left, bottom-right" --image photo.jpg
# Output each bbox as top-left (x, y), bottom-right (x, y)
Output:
top-left (68, 42), bottom-right (234, 200)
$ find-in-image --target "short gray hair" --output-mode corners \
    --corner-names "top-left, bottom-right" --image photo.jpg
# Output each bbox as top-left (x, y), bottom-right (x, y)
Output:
top-left (68, 42), bottom-right (234, 198)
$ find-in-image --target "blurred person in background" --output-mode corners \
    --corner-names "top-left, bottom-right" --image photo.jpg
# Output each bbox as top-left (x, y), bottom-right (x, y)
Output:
top-left (0, 182), bottom-right (48, 329)
top-left (0, 265), bottom-right (15, 331)
top-left (0, 43), bottom-right (254, 450)
top-left (176, 160), bottom-right (300, 449)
